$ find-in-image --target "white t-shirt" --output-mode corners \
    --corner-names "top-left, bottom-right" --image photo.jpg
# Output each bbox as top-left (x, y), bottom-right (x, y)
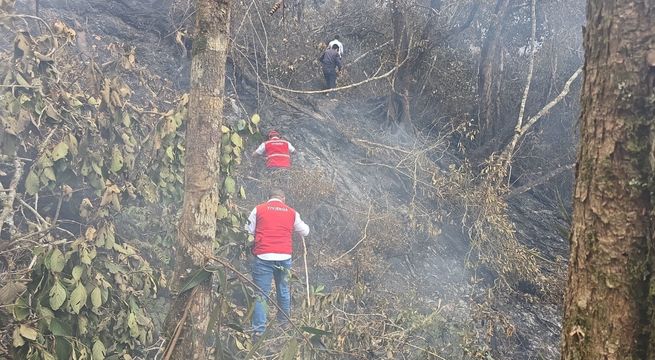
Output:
top-left (328, 39), bottom-right (344, 57)
top-left (254, 138), bottom-right (296, 155)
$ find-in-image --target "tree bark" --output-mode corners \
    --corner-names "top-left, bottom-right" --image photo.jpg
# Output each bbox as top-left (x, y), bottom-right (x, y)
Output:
top-left (476, 0), bottom-right (510, 146)
top-left (561, 1), bottom-right (655, 359)
top-left (164, 1), bottom-right (231, 359)
top-left (385, 0), bottom-right (412, 131)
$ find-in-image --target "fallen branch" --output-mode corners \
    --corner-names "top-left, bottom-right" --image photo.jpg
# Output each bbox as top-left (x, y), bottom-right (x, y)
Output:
top-left (505, 164), bottom-right (574, 198)
top-left (260, 63), bottom-right (402, 94)
top-left (267, 88), bottom-right (326, 121)
top-left (353, 138), bottom-right (412, 154)
top-left (349, 41), bottom-right (391, 65)
top-left (332, 204), bottom-right (373, 263)
top-left (162, 287), bottom-right (198, 360)
top-left (302, 235), bottom-right (311, 320)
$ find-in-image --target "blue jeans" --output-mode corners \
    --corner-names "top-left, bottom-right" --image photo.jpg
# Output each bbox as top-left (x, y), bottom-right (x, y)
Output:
top-left (251, 257), bottom-right (291, 333)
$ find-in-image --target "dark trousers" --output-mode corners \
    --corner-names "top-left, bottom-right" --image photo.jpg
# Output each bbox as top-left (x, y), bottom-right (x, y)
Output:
top-left (323, 70), bottom-right (337, 89)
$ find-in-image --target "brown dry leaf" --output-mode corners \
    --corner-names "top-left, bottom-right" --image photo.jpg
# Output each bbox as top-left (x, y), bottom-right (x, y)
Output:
top-left (85, 226), bottom-right (97, 241)
top-left (0, 282), bottom-right (27, 305)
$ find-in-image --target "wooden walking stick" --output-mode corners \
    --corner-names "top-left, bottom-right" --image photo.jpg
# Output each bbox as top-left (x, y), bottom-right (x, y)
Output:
top-left (301, 235), bottom-right (311, 320)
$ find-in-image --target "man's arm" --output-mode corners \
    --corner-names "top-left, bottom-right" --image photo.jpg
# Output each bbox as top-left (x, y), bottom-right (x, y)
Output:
top-left (246, 208), bottom-right (257, 235)
top-left (294, 212), bottom-right (310, 236)
top-left (253, 142), bottom-right (266, 157)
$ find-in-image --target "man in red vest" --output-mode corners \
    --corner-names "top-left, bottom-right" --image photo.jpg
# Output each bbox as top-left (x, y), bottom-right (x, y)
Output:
top-left (253, 130), bottom-right (296, 169)
top-left (246, 189), bottom-right (310, 336)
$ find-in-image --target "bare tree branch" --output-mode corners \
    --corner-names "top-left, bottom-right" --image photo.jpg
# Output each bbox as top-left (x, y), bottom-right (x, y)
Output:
top-left (505, 164), bottom-right (574, 198)
top-left (519, 67), bottom-right (583, 134)
top-left (501, 0), bottom-right (537, 170)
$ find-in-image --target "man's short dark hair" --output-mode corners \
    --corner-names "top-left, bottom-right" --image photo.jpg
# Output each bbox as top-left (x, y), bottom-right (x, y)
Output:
top-left (269, 189), bottom-right (285, 200)
top-left (334, 35), bottom-right (340, 40)
top-left (332, 44), bottom-right (339, 50)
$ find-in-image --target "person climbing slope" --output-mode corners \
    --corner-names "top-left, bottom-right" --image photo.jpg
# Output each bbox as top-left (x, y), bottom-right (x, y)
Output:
top-left (319, 44), bottom-right (343, 89)
top-left (253, 130), bottom-right (296, 169)
top-left (328, 35), bottom-right (344, 57)
top-left (246, 189), bottom-right (310, 337)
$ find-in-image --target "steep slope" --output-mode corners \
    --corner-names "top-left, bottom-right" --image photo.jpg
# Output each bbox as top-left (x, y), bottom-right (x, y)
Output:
top-left (29, 1), bottom-right (570, 358)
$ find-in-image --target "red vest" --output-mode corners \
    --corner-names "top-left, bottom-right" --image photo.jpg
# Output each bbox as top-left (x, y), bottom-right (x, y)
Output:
top-left (253, 200), bottom-right (296, 255)
top-left (264, 138), bottom-right (291, 168)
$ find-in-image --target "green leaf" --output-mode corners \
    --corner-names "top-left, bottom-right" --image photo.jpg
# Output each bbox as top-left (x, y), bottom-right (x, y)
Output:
top-left (251, 113), bottom-right (261, 125)
top-left (15, 72), bottom-right (30, 87)
top-left (240, 186), bottom-right (246, 199)
top-left (221, 153), bottom-right (232, 166)
top-left (81, 161), bottom-right (91, 176)
top-left (49, 318), bottom-right (72, 337)
top-left (217, 205), bottom-right (228, 220)
top-left (71, 266), bottom-right (83, 281)
top-left (25, 170), bottom-right (40, 195)
top-left (12, 327), bottom-right (25, 347)
top-left (54, 337), bottom-right (72, 360)
top-left (70, 98), bottom-right (83, 108)
top-left (92, 339), bottom-right (106, 360)
top-left (111, 147), bottom-right (124, 172)
top-left (300, 326), bottom-right (332, 336)
top-left (70, 283), bottom-right (87, 314)
top-left (12, 297), bottom-right (29, 321)
top-left (51, 142), bottom-right (69, 161)
top-left (19, 324), bottom-right (38, 340)
top-left (91, 287), bottom-right (102, 309)
top-left (224, 176), bottom-right (236, 194)
top-left (165, 146), bottom-right (174, 160)
top-left (49, 248), bottom-right (66, 273)
top-left (80, 248), bottom-right (92, 265)
top-left (67, 134), bottom-right (79, 157)
top-left (221, 125), bottom-right (230, 133)
top-left (48, 280), bottom-right (67, 311)
top-left (237, 119), bottom-right (247, 131)
top-left (41, 350), bottom-right (57, 360)
top-left (230, 133), bottom-right (243, 148)
top-left (78, 315), bottom-right (89, 335)
top-left (91, 161), bottom-right (102, 175)
top-left (179, 269), bottom-right (211, 293)
top-left (128, 312), bottom-right (139, 338)
top-left (280, 337), bottom-right (298, 360)
top-left (42, 167), bottom-right (56, 181)
top-left (36, 303), bottom-right (54, 324)
top-left (122, 112), bottom-right (131, 127)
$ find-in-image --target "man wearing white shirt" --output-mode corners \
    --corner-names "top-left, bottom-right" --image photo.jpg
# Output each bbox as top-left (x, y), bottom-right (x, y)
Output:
top-left (246, 189), bottom-right (310, 336)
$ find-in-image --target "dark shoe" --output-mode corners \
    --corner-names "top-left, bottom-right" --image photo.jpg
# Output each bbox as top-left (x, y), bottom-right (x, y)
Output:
top-left (252, 332), bottom-right (264, 344)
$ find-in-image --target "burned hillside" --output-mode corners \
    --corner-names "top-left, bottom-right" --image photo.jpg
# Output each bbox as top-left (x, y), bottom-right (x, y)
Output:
top-left (1, 0), bottom-right (582, 359)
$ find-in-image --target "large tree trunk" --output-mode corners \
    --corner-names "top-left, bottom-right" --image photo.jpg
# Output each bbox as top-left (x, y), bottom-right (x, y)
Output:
top-left (476, 0), bottom-right (510, 147)
top-left (561, 1), bottom-right (654, 359)
top-left (386, 0), bottom-right (413, 131)
top-left (164, 0), bottom-right (231, 359)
